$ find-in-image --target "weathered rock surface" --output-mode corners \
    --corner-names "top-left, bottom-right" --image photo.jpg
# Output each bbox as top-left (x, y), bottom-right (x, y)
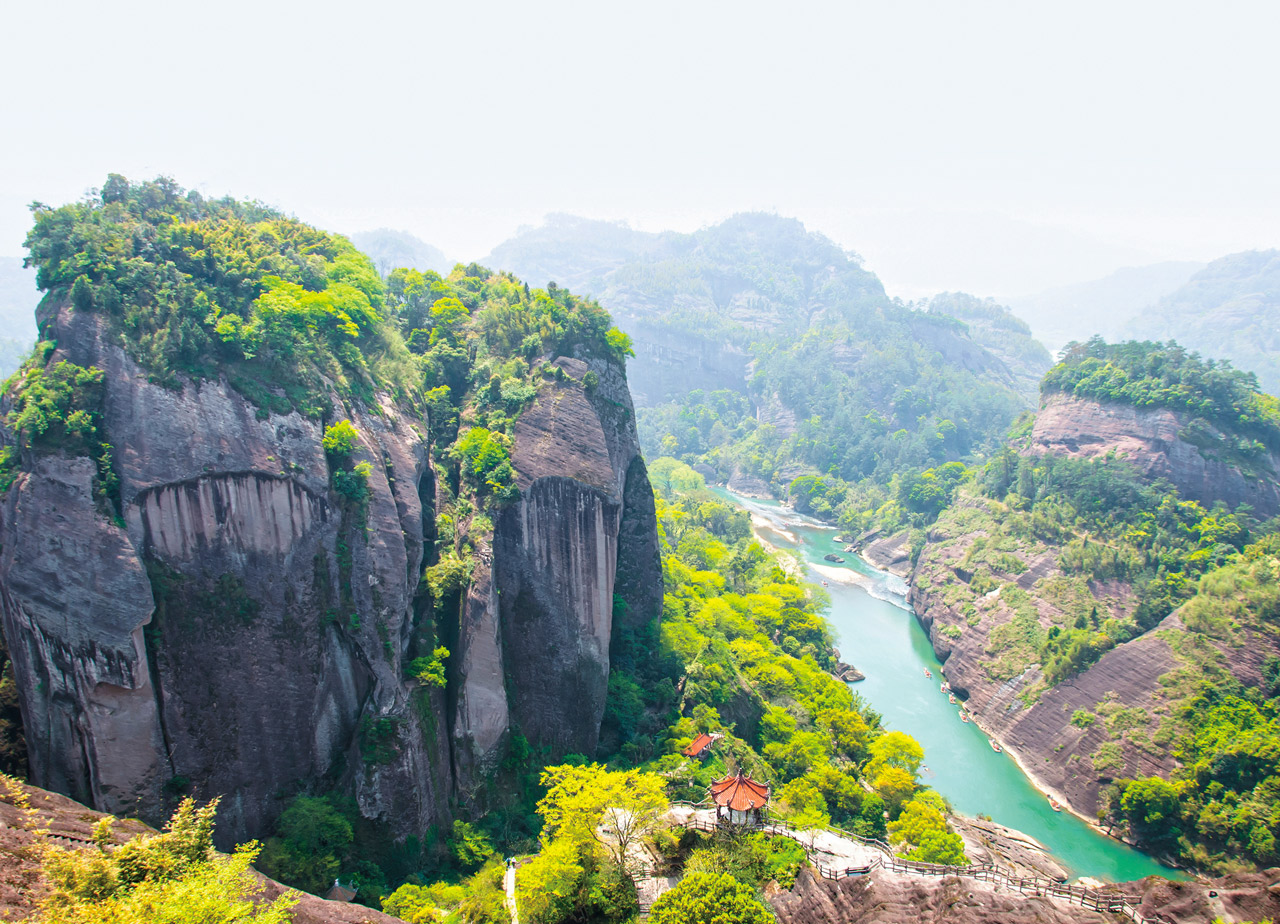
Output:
top-left (453, 355), bottom-right (661, 778)
top-left (855, 530), bottom-right (912, 577)
top-left (771, 866), bottom-right (1280, 924)
top-left (908, 510), bottom-right (1202, 820)
top-left (950, 816), bottom-right (1067, 881)
top-left (771, 868), bottom-right (1114, 924)
top-left (0, 301), bottom-right (662, 847)
top-left (1030, 393), bottom-right (1280, 518)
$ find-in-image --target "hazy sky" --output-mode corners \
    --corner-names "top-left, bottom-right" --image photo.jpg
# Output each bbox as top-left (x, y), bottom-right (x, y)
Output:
top-left (3, 0), bottom-right (1278, 298)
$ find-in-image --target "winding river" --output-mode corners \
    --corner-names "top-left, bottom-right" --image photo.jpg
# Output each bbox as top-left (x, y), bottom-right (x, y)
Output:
top-left (717, 488), bottom-right (1177, 883)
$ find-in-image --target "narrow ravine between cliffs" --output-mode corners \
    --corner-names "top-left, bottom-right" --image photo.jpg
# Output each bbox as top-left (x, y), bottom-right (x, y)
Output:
top-left (714, 488), bottom-right (1177, 883)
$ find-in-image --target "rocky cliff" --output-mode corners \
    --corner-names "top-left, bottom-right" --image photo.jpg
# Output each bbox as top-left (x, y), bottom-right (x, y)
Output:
top-left (910, 513), bottom-right (1185, 818)
top-left (451, 353), bottom-right (660, 781)
top-left (1030, 393), bottom-right (1280, 518)
top-left (0, 295), bottom-right (660, 848)
top-left (770, 866), bottom-right (1280, 924)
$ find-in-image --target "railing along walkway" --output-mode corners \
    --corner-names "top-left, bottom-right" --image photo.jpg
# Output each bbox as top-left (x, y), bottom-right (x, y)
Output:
top-left (656, 804), bottom-right (1158, 924)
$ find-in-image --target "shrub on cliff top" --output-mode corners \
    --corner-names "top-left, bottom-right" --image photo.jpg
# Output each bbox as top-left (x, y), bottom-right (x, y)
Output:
top-left (24, 175), bottom-right (417, 416)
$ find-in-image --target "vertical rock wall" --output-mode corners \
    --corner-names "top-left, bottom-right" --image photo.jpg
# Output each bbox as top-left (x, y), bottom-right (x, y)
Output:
top-left (451, 355), bottom-right (662, 779)
top-left (0, 302), bottom-right (664, 846)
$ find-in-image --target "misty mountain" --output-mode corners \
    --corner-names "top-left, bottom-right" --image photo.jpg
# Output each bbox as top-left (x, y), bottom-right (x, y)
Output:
top-left (0, 257), bottom-right (39, 377)
top-left (487, 212), bottom-right (1049, 501)
top-left (486, 212), bottom-right (890, 405)
top-left (1002, 261), bottom-right (1205, 354)
top-left (923, 292), bottom-right (1053, 389)
top-left (350, 228), bottom-right (452, 277)
top-left (1125, 250), bottom-right (1280, 395)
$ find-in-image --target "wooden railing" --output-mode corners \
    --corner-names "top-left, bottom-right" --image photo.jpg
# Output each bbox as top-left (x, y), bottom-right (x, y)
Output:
top-left (656, 811), bottom-right (1156, 924)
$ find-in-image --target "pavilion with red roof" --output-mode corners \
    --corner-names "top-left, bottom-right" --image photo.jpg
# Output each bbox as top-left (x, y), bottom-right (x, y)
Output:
top-left (708, 771), bottom-right (769, 826)
top-left (681, 731), bottom-right (722, 760)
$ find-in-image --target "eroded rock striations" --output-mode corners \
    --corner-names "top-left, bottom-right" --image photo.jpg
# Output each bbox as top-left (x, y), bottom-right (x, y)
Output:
top-left (909, 388), bottom-right (1280, 823)
top-left (0, 299), bottom-right (660, 847)
top-left (1030, 393), bottom-right (1280, 518)
top-left (770, 866), bottom-right (1280, 924)
top-left (452, 354), bottom-right (660, 781)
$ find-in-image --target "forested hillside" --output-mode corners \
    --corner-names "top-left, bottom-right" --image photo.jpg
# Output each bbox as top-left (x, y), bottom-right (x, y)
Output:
top-left (1127, 250), bottom-right (1280, 395)
top-left (908, 340), bottom-right (1280, 872)
top-left (489, 213), bottom-right (1052, 513)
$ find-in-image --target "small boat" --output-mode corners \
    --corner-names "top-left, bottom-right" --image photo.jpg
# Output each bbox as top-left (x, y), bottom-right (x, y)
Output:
top-left (1048, 796), bottom-right (1062, 812)
top-left (960, 712), bottom-right (969, 723)
top-left (923, 668), bottom-right (932, 679)
top-left (940, 681), bottom-right (950, 692)
top-left (948, 694), bottom-right (957, 704)
top-left (990, 739), bottom-right (1002, 753)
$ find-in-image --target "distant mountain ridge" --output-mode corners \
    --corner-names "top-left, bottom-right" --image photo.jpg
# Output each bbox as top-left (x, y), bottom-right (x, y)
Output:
top-left (1126, 250), bottom-right (1280, 395)
top-left (1002, 261), bottom-right (1205, 353)
top-left (487, 212), bottom-right (1052, 503)
top-left (0, 257), bottom-right (39, 377)
top-left (350, 228), bottom-right (452, 277)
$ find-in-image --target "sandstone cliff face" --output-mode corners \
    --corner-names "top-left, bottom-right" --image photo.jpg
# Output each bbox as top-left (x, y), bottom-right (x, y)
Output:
top-left (770, 866), bottom-right (1280, 924)
top-left (770, 868), bottom-right (1115, 924)
top-left (1, 301), bottom-right (450, 846)
top-left (910, 493), bottom-right (1280, 821)
top-left (1, 300), bottom-right (661, 846)
top-left (452, 355), bottom-right (661, 779)
top-left (1030, 393), bottom-right (1280, 517)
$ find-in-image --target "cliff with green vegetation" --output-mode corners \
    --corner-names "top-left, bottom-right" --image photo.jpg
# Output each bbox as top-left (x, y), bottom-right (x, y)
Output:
top-left (384, 458), bottom-right (967, 924)
top-left (908, 340), bottom-right (1280, 872)
top-left (0, 176), bottom-right (660, 902)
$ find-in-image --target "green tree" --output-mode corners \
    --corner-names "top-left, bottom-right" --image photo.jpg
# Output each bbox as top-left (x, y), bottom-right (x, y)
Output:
top-left (255, 796), bottom-right (353, 895)
top-left (865, 730), bottom-right (924, 780)
top-left (647, 872), bottom-right (772, 924)
top-left (448, 820), bottom-right (495, 871)
top-left (888, 792), bottom-right (967, 865)
top-left (537, 764), bottom-right (667, 874)
top-left (322, 420), bottom-right (360, 458)
top-left (36, 799), bottom-right (297, 924)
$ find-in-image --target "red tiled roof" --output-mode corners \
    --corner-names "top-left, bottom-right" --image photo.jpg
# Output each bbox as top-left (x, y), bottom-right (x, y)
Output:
top-left (708, 772), bottom-right (769, 811)
top-left (682, 733), bottom-right (716, 757)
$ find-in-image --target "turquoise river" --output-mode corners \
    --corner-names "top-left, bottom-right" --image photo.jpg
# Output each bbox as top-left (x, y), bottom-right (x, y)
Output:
top-left (717, 488), bottom-right (1178, 883)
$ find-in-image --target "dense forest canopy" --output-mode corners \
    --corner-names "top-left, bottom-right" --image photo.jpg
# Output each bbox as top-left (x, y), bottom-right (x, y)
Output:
top-left (20, 176), bottom-right (631, 422)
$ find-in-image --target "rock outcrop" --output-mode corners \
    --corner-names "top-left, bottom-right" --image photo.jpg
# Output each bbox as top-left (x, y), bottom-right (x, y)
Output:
top-left (0, 299), bottom-right (661, 847)
top-left (770, 866), bottom-right (1280, 924)
top-left (452, 355), bottom-right (661, 779)
top-left (0, 779), bottom-right (406, 923)
top-left (771, 868), bottom-right (1115, 924)
top-left (853, 530), bottom-right (911, 578)
top-left (908, 506), bottom-right (1196, 820)
top-left (1030, 393), bottom-right (1280, 517)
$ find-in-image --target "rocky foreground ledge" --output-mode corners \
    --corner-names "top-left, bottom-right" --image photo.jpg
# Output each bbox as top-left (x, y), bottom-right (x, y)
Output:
top-left (0, 781), bottom-right (400, 923)
top-left (771, 865), bottom-right (1280, 924)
